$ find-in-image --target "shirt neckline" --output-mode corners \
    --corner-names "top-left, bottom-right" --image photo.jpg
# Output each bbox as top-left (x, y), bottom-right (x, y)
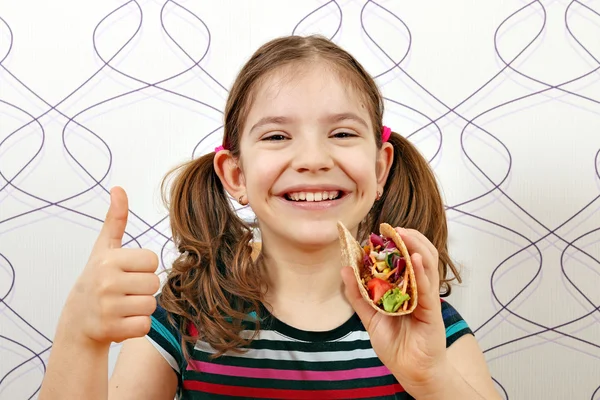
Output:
top-left (258, 303), bottom-right (363, 342)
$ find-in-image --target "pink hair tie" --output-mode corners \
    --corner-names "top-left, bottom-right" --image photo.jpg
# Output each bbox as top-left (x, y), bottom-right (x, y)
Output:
top-left (382, 126), bottom-right (392, 142)
top-left (214, 145), bottom-right (225, 153)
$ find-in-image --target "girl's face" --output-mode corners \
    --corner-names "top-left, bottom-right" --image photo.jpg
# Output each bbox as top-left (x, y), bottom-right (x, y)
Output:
top-left (237, 62), bottom-right (392, 248)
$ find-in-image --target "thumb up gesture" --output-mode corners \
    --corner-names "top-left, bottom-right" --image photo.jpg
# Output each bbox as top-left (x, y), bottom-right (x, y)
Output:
top-left (64, 187), bottom-right (160, 345)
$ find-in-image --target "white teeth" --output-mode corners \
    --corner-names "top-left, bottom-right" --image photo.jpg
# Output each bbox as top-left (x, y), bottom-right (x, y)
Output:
top-left (286, 191), bottom-right (341, 202)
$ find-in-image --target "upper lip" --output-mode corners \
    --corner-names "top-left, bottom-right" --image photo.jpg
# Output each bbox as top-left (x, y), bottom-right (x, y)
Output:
top-left (276, 185), bottom-right (349, 196)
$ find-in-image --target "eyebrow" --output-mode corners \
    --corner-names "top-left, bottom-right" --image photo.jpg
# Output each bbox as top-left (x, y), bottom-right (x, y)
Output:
top-left (249, 116), bottom-right (293, 135)
top-left (322, 112), bottom-right (368, 129)
top-left (249, 112), bottom-right (368, 134)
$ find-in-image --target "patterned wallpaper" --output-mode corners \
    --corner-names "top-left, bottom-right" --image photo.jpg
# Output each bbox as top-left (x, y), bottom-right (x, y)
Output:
top-left (1, 1), bottom-right (599, 399)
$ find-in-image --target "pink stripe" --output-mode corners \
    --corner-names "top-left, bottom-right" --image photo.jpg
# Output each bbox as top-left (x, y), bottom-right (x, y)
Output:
top-left (187, 360), bottom-right (391, 381)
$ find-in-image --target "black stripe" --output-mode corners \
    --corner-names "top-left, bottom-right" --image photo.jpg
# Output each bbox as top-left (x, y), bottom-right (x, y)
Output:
top-left (184, 372), bottom-right (399, 391)
top-left (191, 350), bottom-right (386, 370)
top-left (447, 330), bottom-right (474, 348)
top-left (364, 394), bottom-right (414, 400)
top-left (180, 392), bottom-right (256, 400)
top-left (247, 338), bottom-right (374, 352)
top-left (441, 301), bottom-right (464, 327)
top-left (180, 388), bottom-right (413, 400)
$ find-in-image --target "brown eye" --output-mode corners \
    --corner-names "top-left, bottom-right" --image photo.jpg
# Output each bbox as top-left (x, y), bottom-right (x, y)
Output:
top-left (263, 134), bottom-right (287, 141)
top-left (332, 131), bottom-right (356, 139)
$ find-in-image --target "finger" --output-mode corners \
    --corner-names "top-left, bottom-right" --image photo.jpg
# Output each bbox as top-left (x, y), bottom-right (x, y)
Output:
top-left (116, 273), bottom-right (161, 296)
top-left (117, 295), bottom-right (157, 317)
top-left (111, 248), bottom-right (159, 273)
top-left (408, 229), bottom-right (438, 261)
top-left (395, 228), bottom-right (438, 286)
top-left (410, 253), bottom-right (441, 324)
top-left (395, 228), bottom-right (436, 264)
top-left (114, 316), bottom-right (152, 341)
top-left (95, 187), bottom-right (129, 251)
top-left (340, 266), bottom-right (378, 331)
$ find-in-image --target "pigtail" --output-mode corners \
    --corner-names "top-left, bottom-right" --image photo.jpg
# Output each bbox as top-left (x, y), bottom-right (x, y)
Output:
top-left (159, 153), bottom-right (263, 360)
top-left (361, 131), bottom-right (461, 296)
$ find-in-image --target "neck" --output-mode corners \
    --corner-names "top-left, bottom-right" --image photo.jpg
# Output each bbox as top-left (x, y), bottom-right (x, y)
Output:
top-left (259, 233), bottom-right (354, 330)
top-left (263, 238), bottom-right (343, 302)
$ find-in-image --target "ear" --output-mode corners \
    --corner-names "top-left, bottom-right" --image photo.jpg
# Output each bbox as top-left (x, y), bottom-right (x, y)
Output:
top-left (376, 142), bottom-right (394, 192)
top-left (213, 151), bottom-right (246, 199)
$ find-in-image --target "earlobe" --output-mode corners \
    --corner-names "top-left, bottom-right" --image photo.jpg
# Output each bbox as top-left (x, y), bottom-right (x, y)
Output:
top-left (213, 151), bottom-right (246, 199)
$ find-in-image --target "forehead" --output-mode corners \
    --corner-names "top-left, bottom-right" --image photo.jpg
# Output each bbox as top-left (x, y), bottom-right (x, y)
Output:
top-left (244, 62), bottom-right (371, 130)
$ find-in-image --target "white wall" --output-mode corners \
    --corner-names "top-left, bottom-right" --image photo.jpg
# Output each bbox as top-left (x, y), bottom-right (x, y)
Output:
top-left (1, 1), bottom-right (599, 399)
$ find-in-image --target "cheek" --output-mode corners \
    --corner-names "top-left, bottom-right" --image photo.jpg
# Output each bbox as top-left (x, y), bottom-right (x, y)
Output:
top-left (241, 153), bottom-right (281, 194)
top-left (354, 166), bottom-right (378, 190)
top-left (345, 150), bottom-right (379, 186)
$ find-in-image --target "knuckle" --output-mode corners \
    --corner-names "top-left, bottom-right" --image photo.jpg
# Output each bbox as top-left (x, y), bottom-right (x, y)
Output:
top-left (144, 296), bottom-right (157, 314)
top-left (139, 316), bottom-right (152, 335)
top-left (150, 274), bottom-right (160, 292)
top-left (146, 251), bottom-right (159, 269)
top-left (97, 275), bottom-right (117, 295)
top-left (95, 260), bottom-right (110, 276)
top-left (96, 252), bottom-right (115, 269)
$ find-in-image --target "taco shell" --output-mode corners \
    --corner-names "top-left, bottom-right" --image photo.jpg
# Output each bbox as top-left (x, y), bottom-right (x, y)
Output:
top-left (337, 221), bottom-right (418, 316)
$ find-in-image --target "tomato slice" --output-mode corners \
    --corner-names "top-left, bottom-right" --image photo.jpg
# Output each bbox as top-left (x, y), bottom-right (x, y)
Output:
top-left (367, 278), bottom-right (394, 304)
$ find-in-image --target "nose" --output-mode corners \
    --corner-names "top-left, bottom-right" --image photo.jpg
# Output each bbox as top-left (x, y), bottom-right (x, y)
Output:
top-left (291, 134), bottom-right (334, 173)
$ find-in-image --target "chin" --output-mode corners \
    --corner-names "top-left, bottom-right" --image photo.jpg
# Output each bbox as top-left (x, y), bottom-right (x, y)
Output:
top-left (286, 220), bottom-right (342, 248)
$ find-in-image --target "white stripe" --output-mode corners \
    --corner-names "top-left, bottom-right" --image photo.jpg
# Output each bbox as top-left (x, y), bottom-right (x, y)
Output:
top-left (238, 329), bottom-right (372, 343)
top-left (146, 336), bottom-right (180, 373)
top-left (193, 340), bottom-right (378, 362)
top-left (333, 330), bottom-right (372, 342)
top-left (239, 329), bottom-right (307, 342)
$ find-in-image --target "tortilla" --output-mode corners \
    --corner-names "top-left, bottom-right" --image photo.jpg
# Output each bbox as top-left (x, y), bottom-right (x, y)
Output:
top-left (337, 221), bottom-right (418, 316)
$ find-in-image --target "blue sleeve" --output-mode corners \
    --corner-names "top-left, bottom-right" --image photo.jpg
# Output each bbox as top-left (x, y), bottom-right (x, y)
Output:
top-left (146, 294), bottom-right (186, 377)
top-left (441, 300), bottom-right (474, 347)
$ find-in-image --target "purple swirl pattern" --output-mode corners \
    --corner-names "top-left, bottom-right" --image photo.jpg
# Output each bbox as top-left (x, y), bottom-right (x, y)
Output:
top-left (1, 1), bottom-right (599, 399)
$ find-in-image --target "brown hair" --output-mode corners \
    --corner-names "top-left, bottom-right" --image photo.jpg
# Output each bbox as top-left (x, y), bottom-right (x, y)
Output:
top-left (159, 34), bottom-right (461, 361)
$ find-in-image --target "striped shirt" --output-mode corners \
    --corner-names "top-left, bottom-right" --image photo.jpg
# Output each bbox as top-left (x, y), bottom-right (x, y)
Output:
top-left (147, 298), bottom-right (472, 399)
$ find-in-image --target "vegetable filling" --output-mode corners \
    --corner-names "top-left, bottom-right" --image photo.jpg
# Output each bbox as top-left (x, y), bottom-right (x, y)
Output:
top-left (361, 233), bottom-right (410, 312)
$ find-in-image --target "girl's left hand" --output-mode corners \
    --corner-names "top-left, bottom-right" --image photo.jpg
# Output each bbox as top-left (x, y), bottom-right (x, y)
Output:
top-left (341, 227), bottom-right (447, 395)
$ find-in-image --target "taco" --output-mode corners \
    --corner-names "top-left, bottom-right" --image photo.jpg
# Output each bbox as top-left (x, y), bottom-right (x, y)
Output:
top-left (337, 221), bottom-right (417, 316)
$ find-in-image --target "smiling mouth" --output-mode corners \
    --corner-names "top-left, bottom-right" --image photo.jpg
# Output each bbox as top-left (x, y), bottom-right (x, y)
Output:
top-left (284, 191), bottom-right (344, 202)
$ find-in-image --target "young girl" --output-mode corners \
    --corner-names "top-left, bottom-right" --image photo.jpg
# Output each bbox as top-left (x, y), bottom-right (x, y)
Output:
top-left (40, 35), bottom-right (500, 399)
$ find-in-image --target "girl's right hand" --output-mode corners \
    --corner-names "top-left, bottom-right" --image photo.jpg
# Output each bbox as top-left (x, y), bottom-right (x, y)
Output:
top-left (62, 187), bottom-right (160, 346)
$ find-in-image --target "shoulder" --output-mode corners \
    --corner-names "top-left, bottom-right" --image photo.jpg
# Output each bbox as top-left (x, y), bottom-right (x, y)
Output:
top-left (146, 293), bottom-right (186, 374)
top-left (440, 299), bottom-right (473, 348)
